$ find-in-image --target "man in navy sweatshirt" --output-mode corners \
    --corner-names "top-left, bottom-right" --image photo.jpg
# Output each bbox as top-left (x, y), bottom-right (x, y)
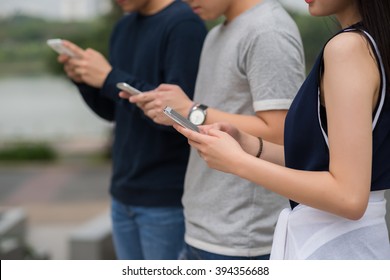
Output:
top-left (57, 0), bottom-right (207, 259)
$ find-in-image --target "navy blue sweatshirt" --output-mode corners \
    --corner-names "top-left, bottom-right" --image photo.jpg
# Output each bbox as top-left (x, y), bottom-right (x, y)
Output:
top-left (76, 1), bottom-right (207, 207)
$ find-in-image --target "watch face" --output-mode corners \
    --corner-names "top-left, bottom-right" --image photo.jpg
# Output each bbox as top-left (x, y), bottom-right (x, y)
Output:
top-left (189, 109), bottom-right (205, 125)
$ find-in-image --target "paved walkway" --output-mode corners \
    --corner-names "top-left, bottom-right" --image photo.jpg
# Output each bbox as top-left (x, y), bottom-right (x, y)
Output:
top-left (1, 143), bottom-right (390, 259)
top-left (0, 159), bottom-right (111, 259)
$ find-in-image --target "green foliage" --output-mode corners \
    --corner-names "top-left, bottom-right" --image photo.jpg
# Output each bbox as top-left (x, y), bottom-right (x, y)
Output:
top-left (0, 4), bottom-right (119, 76)
top-left (0, 5), bottom-right (341, 77)
top-left (0, 142), bottom-right (57, 162)
top-left (205, 17), bottom-right (225, 30)
top-left (289, 12), bottom-right (340, 72)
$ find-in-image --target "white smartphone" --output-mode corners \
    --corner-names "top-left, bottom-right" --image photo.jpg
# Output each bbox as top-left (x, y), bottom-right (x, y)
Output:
top-left (116, 82), bottom-right (142, 96)
top-left (47, 39), bottom-right (76, 57)
top-left (163, 106), bottom-right (199, 132)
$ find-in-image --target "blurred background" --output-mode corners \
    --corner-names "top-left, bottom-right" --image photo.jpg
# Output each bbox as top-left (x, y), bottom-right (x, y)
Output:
top-left (0, 0), bottom-right (351, 260)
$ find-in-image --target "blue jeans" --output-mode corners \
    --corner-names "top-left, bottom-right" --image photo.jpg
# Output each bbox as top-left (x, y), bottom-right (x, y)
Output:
top-left (179, 243), bottom-right (270, 260)
top-left (111, 198), bottom-right (185, 260)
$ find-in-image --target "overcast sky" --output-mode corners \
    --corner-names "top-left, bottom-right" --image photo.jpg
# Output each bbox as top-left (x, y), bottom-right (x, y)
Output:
top-left (0, 0), bottom-right (111, 20)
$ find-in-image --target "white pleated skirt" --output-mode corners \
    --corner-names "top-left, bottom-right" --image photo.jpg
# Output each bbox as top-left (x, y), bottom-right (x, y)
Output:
top-left (270, 191), bottom-right (390, 259)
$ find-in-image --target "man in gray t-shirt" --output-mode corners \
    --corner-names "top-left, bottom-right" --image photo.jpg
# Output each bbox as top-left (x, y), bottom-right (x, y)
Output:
top-left (125, 0), bottom-right (305, 259)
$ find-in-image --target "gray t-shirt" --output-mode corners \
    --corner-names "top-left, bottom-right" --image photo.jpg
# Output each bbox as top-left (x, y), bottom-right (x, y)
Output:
top-left (183, 0), bottom-right (305, 256)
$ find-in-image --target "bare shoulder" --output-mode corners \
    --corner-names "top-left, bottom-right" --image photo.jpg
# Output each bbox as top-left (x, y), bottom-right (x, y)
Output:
top-left (323, 31), bottom-right (373, 62)
top-left (322, 31), bottom-right (380, 105)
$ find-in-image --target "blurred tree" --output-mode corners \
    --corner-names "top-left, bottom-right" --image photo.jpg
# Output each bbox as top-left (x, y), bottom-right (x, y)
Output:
top-left (0, 4), bottom-right (340, 77)
top-left (205, 16), bottom-right (225, 30)
top-left (290, 12), bottom-right (339, 73)
top-left (45, 0), bottom-right (122, 74)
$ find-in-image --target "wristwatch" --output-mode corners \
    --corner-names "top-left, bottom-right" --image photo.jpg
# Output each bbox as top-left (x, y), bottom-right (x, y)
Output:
top-left (188, 103), bottom-right (208, 125)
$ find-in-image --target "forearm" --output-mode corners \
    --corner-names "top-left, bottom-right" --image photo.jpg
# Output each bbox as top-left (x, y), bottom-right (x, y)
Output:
top-left (204, 108), bottom-right (285, 144)
top-left (233, 153), bottom-right (367, 220)
top-left (239, 130), bottom-right (285, 166)
top-left (204, 108), bottom-right (257, 134)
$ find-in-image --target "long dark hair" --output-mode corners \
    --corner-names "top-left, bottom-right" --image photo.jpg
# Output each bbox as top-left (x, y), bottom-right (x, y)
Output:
top-left (358, 0), bottom-right (390, 91)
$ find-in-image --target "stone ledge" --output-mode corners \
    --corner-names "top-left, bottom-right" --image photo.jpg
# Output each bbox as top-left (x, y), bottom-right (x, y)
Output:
top-left (68, 211), bottom-right (115, 260)
top-left (0, 208), bottom-right (27, 259)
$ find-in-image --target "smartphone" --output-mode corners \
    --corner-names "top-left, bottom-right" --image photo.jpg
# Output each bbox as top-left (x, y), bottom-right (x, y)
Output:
top-left (47, 39), bottom-right (76, 57)
top-left (116, 82), bottom-right (142, 96)
top-left (163, 106), bottom-right (199, 132)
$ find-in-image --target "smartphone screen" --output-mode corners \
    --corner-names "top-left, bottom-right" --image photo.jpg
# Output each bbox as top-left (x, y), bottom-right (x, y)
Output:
top-left (163, 106), bottom-right (199, 132)
top-left (116, 82), bottom-right (142, 96)
top-left (47, 39), bottom-right (76, 57)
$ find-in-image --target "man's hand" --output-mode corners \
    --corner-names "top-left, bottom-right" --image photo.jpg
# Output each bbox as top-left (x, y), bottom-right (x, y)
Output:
top-left (59, 40), bottom-right (112, 88)
top-left (122, 84), bottom-right (193, 125)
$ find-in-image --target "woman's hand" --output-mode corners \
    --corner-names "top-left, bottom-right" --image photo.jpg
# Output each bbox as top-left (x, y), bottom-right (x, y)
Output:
top-left (174, 123), bottom-right (246, 174)
top-left (200, 122), bottom-right (242, 142)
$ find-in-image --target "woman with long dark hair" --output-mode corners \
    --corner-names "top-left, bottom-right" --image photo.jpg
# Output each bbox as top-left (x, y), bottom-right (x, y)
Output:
top-left (174, 0), bottom-right (390, 259)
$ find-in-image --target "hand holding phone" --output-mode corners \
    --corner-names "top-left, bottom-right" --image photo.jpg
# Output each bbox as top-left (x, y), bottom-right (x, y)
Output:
top-left (163, 106), bottom-right (199, 132)
top-left (116, 82), bottom-right (142, 96)
top-left (47, 39), bottom-right (77, 57)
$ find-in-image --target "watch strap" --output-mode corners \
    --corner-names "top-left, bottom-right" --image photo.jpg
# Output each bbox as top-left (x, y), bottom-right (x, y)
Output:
top-left (197, 104), bottom-right (208, 111)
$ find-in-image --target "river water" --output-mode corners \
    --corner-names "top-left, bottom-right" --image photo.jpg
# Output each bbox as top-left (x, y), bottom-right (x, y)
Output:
top-left (0, 76), bottom-right (113, 145)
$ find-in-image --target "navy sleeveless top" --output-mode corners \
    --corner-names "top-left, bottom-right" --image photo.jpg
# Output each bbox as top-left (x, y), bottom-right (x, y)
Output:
top-left (284, 25), bottom-right (390, 208)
